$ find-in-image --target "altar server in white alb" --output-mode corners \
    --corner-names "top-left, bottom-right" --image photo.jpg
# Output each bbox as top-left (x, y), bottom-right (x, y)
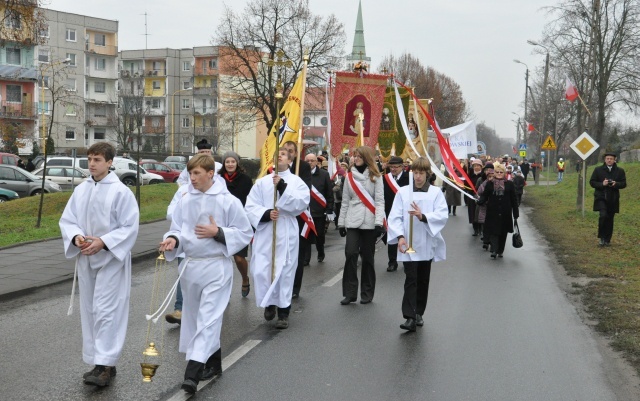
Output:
top-left (159, 154), bottom-right (253, 394)
top-left (245, 148), bottom-right (310, 330)
top-left (387, 157), bottom-right (448, 332)
top-left (59, 142), bottom-right (139, 387)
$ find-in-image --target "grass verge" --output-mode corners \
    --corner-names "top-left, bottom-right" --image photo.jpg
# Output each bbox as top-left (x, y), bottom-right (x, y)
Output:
top-left (0, 183), bottom-right (176, 248)
top-left (525, 162), bottom-right (640, 371)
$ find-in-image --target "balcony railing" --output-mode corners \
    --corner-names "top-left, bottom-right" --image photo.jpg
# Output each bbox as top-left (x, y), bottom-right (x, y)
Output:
top-left (193, 87), bottom-right (217, 96)
top-left (143, 125), bottom-right (166, 134)
top-left (144, 69), bottom-right (166, 77)
top-left (120, 69), bottom-right (144, 79)
top-left (194, 127), bottom-right (217, 136)
top-left (85, 43), bottom-right (118, 57)
top-left (194, 106), bottom-right (218, 115)
top-left (0, 102), bottom-right (37, 119)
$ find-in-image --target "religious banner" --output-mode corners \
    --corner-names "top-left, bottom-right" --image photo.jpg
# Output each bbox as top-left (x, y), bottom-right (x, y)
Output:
top-left (377, 86), bottom-right (409, 161)
top-left (400, 98), bottom-right (432, 162)
top-left (441, 120), bottom-right (478, 159)
top-left (330, 71), bottom-right (388, 156)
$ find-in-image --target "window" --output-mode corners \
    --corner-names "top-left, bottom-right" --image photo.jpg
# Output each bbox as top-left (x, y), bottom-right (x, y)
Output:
top-left (94, 129), bottom-right (106, 140)
top-left (38, 48), bottom-right (49, 63)
top-left (0, 166), bottom-right (17, 181)
top-left (6, 48), bottom-right (20, 65)
top-left (68, 168), bottom-right (85, 178)
top-left (95, 58), bottom-right (106, 70)
top-left (94, 105), bottom-right (106, 117)
top-left (151, 117), bottom-right (161, 127)
top-left (209, 59), bottom-right (217, 69)
top-left (6, 85), bottom-right (21, 103)
top-left (183, 81), bottom-right (190, 90)
top-left (95, 34), bottom-right (106, 46)
top-left (66, 53), bottom-right (76, 66)
top-left (39, 101), bottom-right (51, 115)
top-left (39, 76), bottom-right (50, 88)
top-left (65, 128), bottom-right (76, 140)
top-left (152, 81), bottom-right (161, 90)
top-left (47, 168), bottom-right (66, 177)
top-left (182, 99), bottom-right (190, 109)
top-left (320, 117), bottom-right (328, 126)
top-left (5, 10), bottom-right (21, 29)
top-left (183, 61), bottom-right (190, 71)
top-left (86, 56), bottom-right (90, 68)
top-left (65, 105), bottom-right (76, 116)
top-left (66, 28), bottom-right (76, 42)
top-left (39, 24), bottom-right (49, 38)
top-left (151, 99), bottom-right (160, 109)
top-left (152, 61), bottom-right (162, 71)
top-left (94, 82), bottom-right (106, 93)
top-left (182, 117), bottom-right (191, 128)
top-left (66, 79), bottom-right (76, 91)
top-left (211, 115), bottom-right (217, 128)
top-left (303, 116), bottom-right (311, 126)
top-left (181, 136), bottom-right (190, 147)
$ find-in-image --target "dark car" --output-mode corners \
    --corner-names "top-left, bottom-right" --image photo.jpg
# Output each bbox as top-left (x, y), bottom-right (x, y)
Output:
top-left (0, 187), bottom-right (20, 202)
top-left (140, 161), bottom-right (181, 183)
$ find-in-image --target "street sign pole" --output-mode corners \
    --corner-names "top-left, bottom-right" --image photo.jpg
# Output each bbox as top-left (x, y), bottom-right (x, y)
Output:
top-left (582, 162), bottom-right (586, 217)
top-left (569, 132), bottom-right (599, 218)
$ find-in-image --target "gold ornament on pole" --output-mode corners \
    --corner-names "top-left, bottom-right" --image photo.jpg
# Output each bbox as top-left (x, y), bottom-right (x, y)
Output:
top-left (140, 251), bottom-right (169, 382)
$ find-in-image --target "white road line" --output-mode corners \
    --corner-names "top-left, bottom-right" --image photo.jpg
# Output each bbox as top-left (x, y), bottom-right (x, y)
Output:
top-left (323, 271), bottom-right (343, 287)
top-left (166, 339), bottom-right (262, 401)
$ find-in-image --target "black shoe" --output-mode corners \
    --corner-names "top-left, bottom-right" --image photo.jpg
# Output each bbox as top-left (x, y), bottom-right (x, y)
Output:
top-left (386, 263), bottom-right (397, 272)
top-left (604, 241), bottom-right (611, 247)
top-left (83, 366), bottom-right (100, 380)
top-left (416, 315), bottom-right (424, 327)
top-left (264, 305), bottom-right (276, 321)
top-left (181, 379), bottom-right (198, 394)
top-left (490, 253), bottom-right (497, 259)
top-left (472, 231), bottom-right (479, 236)
top-left (275, 317), bottom-right (289, 329)
top-left (498, 254), bottom-right (503, 258)
top-left (84, 365), bottom-right (115, 387)
top-left (304, 261), bottom-right (310, 267)
top-left (400, 318), bottom-right (416, 332)
top-left (199, 366), bottom-right (222, 381)
top-left (340, 297), bottom-right (356, 305)
top-left (360, 299), bottom-right (371, 304)
top-left (482, 244), bottom-right (489, 250)
top-left (292, 293), bottom-right (299, 299)
top-left (599, 238), bottom-right (606, 247)
top-left (318, 254), bottom-right (325, 263)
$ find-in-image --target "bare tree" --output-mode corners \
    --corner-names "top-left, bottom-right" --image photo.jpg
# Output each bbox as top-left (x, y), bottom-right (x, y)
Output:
top-left (377, 53), bottom-right (470, 128)
top-left (0, 0), bottom-right (48, 46)
top-left (540, 0), bottom-right (640, 158)
top-left (215, 0), bottom-right (346, 131)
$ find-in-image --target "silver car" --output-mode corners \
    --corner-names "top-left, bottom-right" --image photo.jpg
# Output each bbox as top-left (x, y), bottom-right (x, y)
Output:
top-left (0, 165), bottom-right (61, 197)
top-left (32, 166), bottom-right (89, 191)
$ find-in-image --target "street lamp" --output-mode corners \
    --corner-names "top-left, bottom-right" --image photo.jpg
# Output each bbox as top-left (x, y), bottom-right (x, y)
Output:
top-left (528, 40), bottom-right (550, 185)
top-left (170, 87), bottom-right (192, 156)
top-left (513, 59), bottom-right (529, 149)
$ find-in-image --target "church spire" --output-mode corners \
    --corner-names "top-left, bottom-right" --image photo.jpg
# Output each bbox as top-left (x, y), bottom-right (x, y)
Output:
top-left (346, 0), bottom-right (371, 69)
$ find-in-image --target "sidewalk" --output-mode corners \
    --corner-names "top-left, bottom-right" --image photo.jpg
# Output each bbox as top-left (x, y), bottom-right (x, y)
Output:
top-left (0, 219), bottom-right (170, 299)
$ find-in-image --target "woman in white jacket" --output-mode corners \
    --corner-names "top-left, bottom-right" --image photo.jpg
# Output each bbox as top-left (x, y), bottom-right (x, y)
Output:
top-left (337, 146), bottom-right (386, 305)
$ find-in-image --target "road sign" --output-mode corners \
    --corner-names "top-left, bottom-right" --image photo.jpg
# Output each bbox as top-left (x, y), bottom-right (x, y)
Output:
top-left (570, 132), bottom-right (599, 160)
top-left (519, 150), bottom-right (527, 157)
top-left (519, 144), bottom-right (527, 150)
top-left (541, 135), bottom-right (557, 150)
top-left (540, 151), bottom-right (545, 157)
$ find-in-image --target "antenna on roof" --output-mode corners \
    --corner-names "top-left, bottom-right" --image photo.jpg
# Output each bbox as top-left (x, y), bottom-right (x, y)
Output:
top-left (141, 12), bottom-right (151, 49)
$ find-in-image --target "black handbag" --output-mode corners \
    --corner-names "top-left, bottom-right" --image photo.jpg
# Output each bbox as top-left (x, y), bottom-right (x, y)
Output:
top-left (512, 220), bottom-right (523, 248)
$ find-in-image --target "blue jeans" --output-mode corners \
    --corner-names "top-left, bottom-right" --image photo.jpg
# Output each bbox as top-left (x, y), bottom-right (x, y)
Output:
top-left (174, 257), bottom-right (183, 311)
top-left (557, 171), bottom-right (564, 182)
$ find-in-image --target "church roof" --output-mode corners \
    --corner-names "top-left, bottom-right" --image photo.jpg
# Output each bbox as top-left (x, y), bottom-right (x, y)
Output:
top-left (346, 0), bottom-right (371, 63)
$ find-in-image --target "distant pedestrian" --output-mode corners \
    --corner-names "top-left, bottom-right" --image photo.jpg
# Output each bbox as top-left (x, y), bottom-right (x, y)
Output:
top-left (466, 159), bottom-right (484, 236)
top-left (589, 153), bottom-right (627, 246)
top-left (557, 158), bottom-right (565, 182)
top-left (59, 142), bottom-right (139, 387)
top-left (520, 159), bottom-right (530, 182)
top-left (513, 168), bottom-right (525, 206)
top-left (25, 158), bottom-right (35, 172)
top-left (575, 159), bottom-right (582, 173)
top-left (17, 159), bottom-right (26, 170)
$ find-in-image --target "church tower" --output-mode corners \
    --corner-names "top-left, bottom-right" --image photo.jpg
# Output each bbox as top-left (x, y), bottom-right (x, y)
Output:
top-left (345, 0), bottom-right (371, 70)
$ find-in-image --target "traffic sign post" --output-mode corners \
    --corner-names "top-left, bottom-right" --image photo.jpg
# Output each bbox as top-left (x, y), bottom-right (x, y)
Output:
top-left (540, 135), bottom-right (557, 189)
top-left (570, 132), bottom-right (600, 217)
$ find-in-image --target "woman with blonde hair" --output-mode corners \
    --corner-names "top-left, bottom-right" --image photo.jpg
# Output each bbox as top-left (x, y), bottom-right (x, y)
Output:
top-left (338, 146), bottom-right (385, 305)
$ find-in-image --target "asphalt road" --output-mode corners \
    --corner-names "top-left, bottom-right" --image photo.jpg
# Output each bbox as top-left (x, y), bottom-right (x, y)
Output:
top-left (0, 206), bottom-right (638, 401)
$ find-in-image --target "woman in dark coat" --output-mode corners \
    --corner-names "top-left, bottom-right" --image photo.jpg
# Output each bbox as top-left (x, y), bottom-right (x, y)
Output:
top-left (477, 163), bottom-right (519, 259)
top-left (466, 159), bottom-right (484, 235)
top-left (219, 151), bottom-right (254, 296)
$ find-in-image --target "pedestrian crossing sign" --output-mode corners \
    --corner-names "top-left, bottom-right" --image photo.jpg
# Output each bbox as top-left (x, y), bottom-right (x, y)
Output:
top-left (541, 135), bottom-right (557, 150)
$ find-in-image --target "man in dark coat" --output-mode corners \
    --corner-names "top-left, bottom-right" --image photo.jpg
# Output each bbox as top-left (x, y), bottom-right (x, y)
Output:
top-left (303, 153), bottom-right (334, 264)
top-left (283, 141), bottom-right (312, 300)
top-left (382, 156), bottom-right (409, 272)
top-left (520, 159), bottom-right (530, 182)
top-left (589, 153), bottom-right (627, 246)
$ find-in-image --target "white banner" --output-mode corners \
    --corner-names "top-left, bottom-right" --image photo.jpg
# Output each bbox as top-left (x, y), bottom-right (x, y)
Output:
top-left (441, 120), bottom-right (477, 159)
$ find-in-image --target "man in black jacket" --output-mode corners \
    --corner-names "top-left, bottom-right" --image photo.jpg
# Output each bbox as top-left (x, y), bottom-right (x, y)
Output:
top-left (382, 156), bottom-right (409, 271)
top-left (303, 153), bottom-right (334, 265)
top-left (589, 153), bottom-right (627, 246)
top-left (283, 141), bottom-right (312, 299)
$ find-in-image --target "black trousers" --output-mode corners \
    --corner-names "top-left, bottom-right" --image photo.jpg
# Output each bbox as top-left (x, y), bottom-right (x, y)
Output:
top-left (303, 216), bottom-right (326, 263)
top-left (387, 243), bottom-right (398, 267)
top-left (293, 235), bottom-right (307, 295)
top-left (342, 228), bottom-right (377, 302)
top-left (334, 203), bottom-right (341, 227)
top-left (184, 348), bottom-right (221, 380)
top-left (402, 260), bottom-right (432, 319)
top-left (598, 208), bottom-right (615, 242)
top-left (490, 233), bottom-right (509, 254)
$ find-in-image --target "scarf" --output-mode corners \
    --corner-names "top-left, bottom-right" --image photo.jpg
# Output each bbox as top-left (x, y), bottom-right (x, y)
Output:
top-left (493, 177), bottom-right (506, 195)
top-left (224, 171), bottom-right (237, 182)
top-left (355, 164), bottom-right (367, 174)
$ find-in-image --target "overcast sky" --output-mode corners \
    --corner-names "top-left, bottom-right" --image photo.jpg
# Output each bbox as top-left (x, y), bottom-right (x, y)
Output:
top-left (48, 0), bottom-right (553, 143)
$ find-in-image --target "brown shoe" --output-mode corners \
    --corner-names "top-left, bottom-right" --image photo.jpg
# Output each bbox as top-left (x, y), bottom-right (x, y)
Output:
top-left (165, 310), bottom-right (182, 324)
top-left (84, 366), bottom-right (116, 387)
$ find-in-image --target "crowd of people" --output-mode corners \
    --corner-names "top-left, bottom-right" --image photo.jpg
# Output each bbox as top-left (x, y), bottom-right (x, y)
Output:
top-left (66, 142), bottom-right (628, 395)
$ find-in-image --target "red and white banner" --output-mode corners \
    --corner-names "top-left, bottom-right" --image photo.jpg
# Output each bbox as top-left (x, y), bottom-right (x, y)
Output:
top-left (310, 185), bottom-right (327, 208)
top-left (300, 209), bottom-right (317, 238)
top-left (565, 77), bottom-right (579, 103)
top-left (383, 173), bottom-right (400, 194)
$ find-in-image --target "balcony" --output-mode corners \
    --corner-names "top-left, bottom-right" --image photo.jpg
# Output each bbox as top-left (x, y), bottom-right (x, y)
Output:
top-left (119, 87), bottom-right (144, 97)
top-left (193, 87), bottom-right (216, 96)
top-left (143, 125), bottom-right (166, 134)
top-left (85, 43), bottom-right (118, 57)
top-left (194, 106), bottom-right (217, 115)
top-left (194, 127), bottom-right (217, 136)
top-left (119, 69), bottom-right (144, 79)
top-left (144, 69), bottom-right (166, 77)
top-left (0, 102), bottom-right (37, 119)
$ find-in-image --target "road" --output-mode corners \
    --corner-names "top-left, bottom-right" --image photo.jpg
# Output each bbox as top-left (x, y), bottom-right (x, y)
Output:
top-left (0, 205), bottom-right (637, 400)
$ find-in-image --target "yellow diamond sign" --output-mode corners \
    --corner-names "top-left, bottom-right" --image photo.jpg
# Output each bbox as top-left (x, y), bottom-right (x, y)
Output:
top-left (570, 132), bottom-right (599, 160)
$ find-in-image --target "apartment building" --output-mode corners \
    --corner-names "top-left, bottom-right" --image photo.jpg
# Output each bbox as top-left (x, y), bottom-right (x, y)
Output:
top-left (39, 9), bottom-right (118, 153)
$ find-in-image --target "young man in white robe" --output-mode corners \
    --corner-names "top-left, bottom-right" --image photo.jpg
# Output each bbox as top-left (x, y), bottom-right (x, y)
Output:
top-left (159, 154), bottom-right (253, 394)
top-left (245, 148), bottom-right (310, 329)
top-left (59, 142), bottom-right (139, 387)
top-left (387, 157), bottom-right (448, 332)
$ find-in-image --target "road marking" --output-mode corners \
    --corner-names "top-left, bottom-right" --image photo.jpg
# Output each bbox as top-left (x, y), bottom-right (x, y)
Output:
top-left (166, 339), bottom-right (262, 401)
top-left (323, 271), bottom-right (343, 287)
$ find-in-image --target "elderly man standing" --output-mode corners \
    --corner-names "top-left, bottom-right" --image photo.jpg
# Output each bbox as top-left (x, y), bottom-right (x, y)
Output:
top-left (589, 153), bottom-right (627, 246)
top-left (303, 153), bottom-right (334, 265)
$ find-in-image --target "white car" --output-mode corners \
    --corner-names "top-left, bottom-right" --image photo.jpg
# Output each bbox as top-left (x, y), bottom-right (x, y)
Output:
top-left (112, 158), bottom-right (164, 185)
top-left (32, 166), bottom-right (89, 191)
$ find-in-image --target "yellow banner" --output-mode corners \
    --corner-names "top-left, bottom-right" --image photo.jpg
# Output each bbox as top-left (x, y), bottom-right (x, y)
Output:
top-left (259, 75), bottom-right (304, 177)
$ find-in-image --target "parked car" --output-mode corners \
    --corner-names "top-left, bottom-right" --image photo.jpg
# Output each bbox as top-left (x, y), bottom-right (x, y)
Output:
top-left (139, 161), bottom-right (181, 183)
top-left (163, 161), bottom-right (186, 171)
top-left (0, 152), bottom-right (20, 166)
top-left (165, 155), bottom-right (188, 163)
top-left (32, 166), bottom-right (89, 191)
top-left (0, 164), bottom-right (61, 197)
top-left (112, 158), bottom-right (163, 185)
top-left (0, 187), bottom-right (20, 202)
top-left (38, 156), bottom-right (89, 174)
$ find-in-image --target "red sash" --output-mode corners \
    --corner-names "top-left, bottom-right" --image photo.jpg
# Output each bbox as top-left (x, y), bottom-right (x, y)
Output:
top-left (310, 185), bottom-right (327, 208)
top-left (383, 173), bottom-right (400, 194)
top-left (347, 172), bottom-right (386, 228)
top-left (300, 209), bottom-right (317, 238)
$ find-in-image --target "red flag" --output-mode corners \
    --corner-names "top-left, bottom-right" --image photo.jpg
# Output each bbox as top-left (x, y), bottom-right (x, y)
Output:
top-left (565, 77), bottom-right (579, 102)
top-left (526, 121), bottom-right (535, 132)
top-left (512, 146), bottom-right (518, 154)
